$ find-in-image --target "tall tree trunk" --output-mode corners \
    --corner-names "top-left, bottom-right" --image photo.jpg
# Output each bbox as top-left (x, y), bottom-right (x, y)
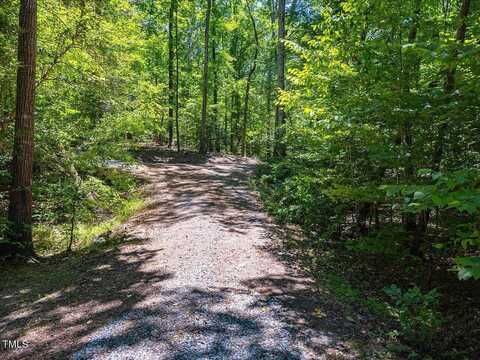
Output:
top-left (432, 0), bottom-right (471, 169)
top-left (235, 84), bottom-right (241, 152)
top-left (228, 13), bottom-right (239, 155)
top-left (230, 92), bottom-right (236, 154)
top-left (224, 94), bottom-right (229, 151)
top-left (273, 0), bottom-right (286, 157)
top-left (211, 0), bottom-right (219, 153)
top-left (159, 114), bottom-right (165, 145)
top-left (241, 0), bottom-right (259, 157)
top-left (401, 0), bottom-right (422, 256)
top-left (402, 0), bottom-right (421, 179)
top-left (167, 0), bottom-right (175, 148)
top-left (6, 0), bottom-right (37, 258)
top-left (175, 0), bottom-right (180, 152)
top-left (266, 0), bottom-right (276, 157)
top-left (199, 0), bottom-right (211, 154)
top-left (230, 90), bottom-right (241, 155)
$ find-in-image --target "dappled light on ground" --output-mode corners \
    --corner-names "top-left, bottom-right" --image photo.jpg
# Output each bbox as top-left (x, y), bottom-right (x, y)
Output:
top-left (1, 150), bottom-right (379, 359)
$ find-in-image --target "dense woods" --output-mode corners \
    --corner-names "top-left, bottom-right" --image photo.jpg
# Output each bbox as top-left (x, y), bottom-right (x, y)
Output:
top-left (1, 0), bottom-right (480, 358)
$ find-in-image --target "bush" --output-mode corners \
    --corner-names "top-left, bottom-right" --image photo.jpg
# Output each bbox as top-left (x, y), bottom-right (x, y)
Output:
top-left (346, 225), bottom-right (409, 257)
top-left (384, 285), bottom-right (442, 350)
top-left (257, 160), bottom-right (340, 239)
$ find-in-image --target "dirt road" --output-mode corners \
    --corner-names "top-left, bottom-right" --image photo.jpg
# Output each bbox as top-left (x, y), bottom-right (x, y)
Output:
top-left (0, 150), bottom-right (372, 359)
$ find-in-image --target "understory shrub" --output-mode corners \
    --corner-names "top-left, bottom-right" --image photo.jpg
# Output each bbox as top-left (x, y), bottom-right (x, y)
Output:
top-left (384, 285), bottom-right (442, 353)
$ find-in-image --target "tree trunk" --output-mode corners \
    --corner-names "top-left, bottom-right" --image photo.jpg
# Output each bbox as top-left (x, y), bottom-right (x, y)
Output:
top-left (273, 0), bottom-right (286, 157)
top-left (229, 24), bottom-right (240, 155)
top-left (241, 0), bottom-right (259, 157)
top-left (432, 0), bottom-right (471, 170)
top-left (400, 0), bottom-right (422, 255)
top-left (6, 0), bottom-right (37, 258)
top-left (235, 87), bottom-right (241, 152)
top-left (212, 0), bottom-right (220, 153)
top-left (265, 0), bottom-right (276, 158)
top-left (224, 95), bottom-right (229, 151)
top-left (199, 0), bottom-right (211, 154)
top-left (402, 0), bottom-right (421, 180)
top-left (175, 0), bottom-right (180, 152)
top-left (230, 92), bottom-right (236, 154)
top-left (167, 0), bottom-right (175, 148)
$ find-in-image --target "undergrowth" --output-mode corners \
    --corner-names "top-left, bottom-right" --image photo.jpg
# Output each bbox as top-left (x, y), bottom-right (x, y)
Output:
top-left (254, 158), bottom-right (479, 360)
top-left (32, 167), bottom-right (144, 257)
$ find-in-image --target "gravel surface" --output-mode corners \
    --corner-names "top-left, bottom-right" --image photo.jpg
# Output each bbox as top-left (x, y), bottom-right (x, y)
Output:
top-left (1, 150), bottom-right (369, 359)
top-left (75, 154), bottom-right (326, 359)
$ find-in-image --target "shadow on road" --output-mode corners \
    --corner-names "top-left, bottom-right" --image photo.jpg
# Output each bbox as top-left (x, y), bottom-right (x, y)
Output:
top-left (0, 148), bottom-right (376, 359)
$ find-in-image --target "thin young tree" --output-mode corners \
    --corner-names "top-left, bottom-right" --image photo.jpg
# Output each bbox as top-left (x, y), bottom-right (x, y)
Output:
top-left (175, 0), bottom-right (180, 152)
top-left (199, 0), bottom-right (212, 154)
top-left (400, 0), bottom-right (422, 255)
top-left (6, 0), bottom-right (37, 257)
top-left (241, 0), bottom-right (259, 157)
top-left (432, 0), bottom-right (472, 169)
top-left (229, 23), bottom-right (240, 154)
top-left (265, 0), bottom-right (276, 157)
top-left (211, 0), bottom-right (219, 152)
top-left (273, 0), bottom-right (286, 157)
top-left (168, 0), bottom-right (175, 148)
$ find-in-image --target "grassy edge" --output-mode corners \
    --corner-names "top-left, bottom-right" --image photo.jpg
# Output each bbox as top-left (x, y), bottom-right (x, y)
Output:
top-left (76, 195), bottom-right (145, 248)
top-left (33, 189), bottom-right (145, 256)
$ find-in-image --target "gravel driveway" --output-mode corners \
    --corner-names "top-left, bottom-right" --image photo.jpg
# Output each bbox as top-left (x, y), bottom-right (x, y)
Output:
top-left (1, 150), bottom-right (370, 359)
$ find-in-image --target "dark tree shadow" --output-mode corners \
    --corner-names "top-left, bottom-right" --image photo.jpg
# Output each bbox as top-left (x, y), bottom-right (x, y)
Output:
top-left (129, 146), bottom-right (211, 165)
top-left (0, 236), bottom-right (173, 359)
top-left (1, 148), bottom-right (383, 359)
top-left (125, 148), bottom-right (267, 237)
top-left (71, 286), bottom-right (305, 360)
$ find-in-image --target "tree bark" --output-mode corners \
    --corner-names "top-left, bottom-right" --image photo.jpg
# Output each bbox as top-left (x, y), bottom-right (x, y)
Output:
top-left (175, 0), bottom-right (180, 152)
top-left (265, 0), bottom-right (276, 158)
top-left (224, 95), bottom-right (229, 151)
top-left (167, 0), bottom-right (175, 148)
top-left (273, 0), bottom-right (286, 157)
top-left (6, 0), bottom-right (37, 258)
top-left (241, 0), bottom-right (259, 157)
top-left (402, 0), bottom-right (423, 256)
top-left (212, 0), bottom-right (219, 153)
top-left (230, 92), bottom-right (236, 154)
top-left (229, 26), bottom-right (240, 155)
top-left (199, 0), bottom-right (211, 154)
top-left (432, 0), bottom-right (471, 170)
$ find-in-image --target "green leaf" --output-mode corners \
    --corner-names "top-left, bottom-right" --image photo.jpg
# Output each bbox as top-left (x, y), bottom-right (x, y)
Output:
top-left (413, 191), bottom-right (425, 200)
top-left (454, 257), bottom-right (480, 280)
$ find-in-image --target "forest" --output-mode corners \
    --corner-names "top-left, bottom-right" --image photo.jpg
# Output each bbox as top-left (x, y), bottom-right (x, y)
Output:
top-left (0, 0), bottom-right (479, 359)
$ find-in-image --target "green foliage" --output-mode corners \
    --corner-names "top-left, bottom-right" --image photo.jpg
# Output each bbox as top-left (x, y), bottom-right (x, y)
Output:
top-left (33, 167), bottom-right (142, 256)
top-left (382, 169), bottom-right (480, 278)
top-left (324, 273), bottom-right (389, 317)
top-left (382, 170), bottom-right (480, 215)
top-left (256, 4), bottom-right (479, 356)
top-left (325, 274), bottom-right (361, 302)
top-left (385, 285), bottom-right (442, 349)
top-left (257, 160), bottom-right (341, 238)
top-left (346, 226), bottom-right (408, 257)
top-left (1, 0), bottom-right (154, 253)
top-left (453, 257), bottom-right (480, 281)
top-left (1, 0), bottom-right (479, 356)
